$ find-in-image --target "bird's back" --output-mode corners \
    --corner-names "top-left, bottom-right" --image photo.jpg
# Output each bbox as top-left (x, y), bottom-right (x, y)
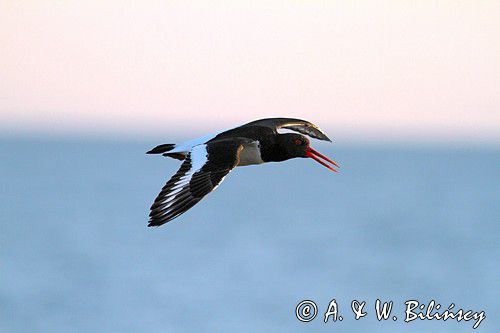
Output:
top-left (209, 125), bottom-right (276, 143)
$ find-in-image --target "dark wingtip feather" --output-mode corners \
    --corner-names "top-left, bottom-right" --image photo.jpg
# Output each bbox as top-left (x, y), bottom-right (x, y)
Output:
top-left (315, 131), bottom-right (332, 142)
top-left (146, 143), bottom-right (176, 154)
top-left (148, 217), bottom-right (163, 227)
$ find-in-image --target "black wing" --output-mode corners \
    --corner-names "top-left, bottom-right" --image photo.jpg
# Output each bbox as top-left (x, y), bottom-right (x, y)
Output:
top-left (243, 117), bottom-right (332, 142)
top-left (148, 138), bottom-right (255, 227)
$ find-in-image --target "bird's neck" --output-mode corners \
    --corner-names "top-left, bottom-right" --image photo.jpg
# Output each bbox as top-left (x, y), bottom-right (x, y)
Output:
top-left (260, 136), bottom-right (291, 162)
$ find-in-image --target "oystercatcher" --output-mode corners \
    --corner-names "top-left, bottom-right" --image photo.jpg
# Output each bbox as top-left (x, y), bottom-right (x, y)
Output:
top-left (147, 118), bottom-right (339, 227)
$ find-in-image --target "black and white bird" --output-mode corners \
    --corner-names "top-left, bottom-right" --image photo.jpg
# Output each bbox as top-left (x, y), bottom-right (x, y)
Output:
top-left (146, 118), bottom-right (339, 227)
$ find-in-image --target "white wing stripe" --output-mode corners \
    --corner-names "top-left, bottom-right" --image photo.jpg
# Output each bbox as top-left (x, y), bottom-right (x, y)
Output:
top-left (168, 133), bottom-right (218, 154)
top-left (158, 144), bottom-right (209, 207)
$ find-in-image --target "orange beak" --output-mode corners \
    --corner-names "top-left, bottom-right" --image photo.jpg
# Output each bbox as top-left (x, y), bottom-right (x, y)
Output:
top-left (305, 147), bottom-right (340, 173)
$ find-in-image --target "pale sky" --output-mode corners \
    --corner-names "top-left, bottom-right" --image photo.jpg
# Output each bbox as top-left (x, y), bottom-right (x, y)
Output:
top-left (1, 1), bottom-right (499, 142)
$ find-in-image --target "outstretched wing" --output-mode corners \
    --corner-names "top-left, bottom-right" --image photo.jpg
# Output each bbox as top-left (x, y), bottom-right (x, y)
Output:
top-left (148, 138), bottom-right (255, 227)
top-left (243, 117), bottom-right (332, 142)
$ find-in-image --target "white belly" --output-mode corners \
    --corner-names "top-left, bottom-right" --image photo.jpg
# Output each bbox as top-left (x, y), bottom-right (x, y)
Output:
top-left (237, 141), bottom-right (264, 166)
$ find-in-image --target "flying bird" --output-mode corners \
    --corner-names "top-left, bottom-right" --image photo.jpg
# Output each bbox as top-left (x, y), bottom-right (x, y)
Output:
top-left (147, 118), bottom-right (339, 227)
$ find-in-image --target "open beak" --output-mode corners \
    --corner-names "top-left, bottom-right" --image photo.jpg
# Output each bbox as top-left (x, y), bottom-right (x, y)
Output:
top-left (305, 147), bottom-right (340, 173)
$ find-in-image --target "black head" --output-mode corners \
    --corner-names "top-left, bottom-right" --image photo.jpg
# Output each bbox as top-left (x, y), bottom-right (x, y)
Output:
top-left (272, 133), bottom-right (310, 161)
top-left (264, 133), bottom-right (339, 172)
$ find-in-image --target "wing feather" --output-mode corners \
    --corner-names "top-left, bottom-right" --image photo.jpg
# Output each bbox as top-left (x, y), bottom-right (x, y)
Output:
top-left (243, 117), bottom-right (332, 141)
top-left (148, 138), bottom-right (255, 227)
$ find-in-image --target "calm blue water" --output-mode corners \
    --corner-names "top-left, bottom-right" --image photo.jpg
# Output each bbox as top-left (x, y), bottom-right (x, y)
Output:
top-left (1, 137), bottom-right (498, 332)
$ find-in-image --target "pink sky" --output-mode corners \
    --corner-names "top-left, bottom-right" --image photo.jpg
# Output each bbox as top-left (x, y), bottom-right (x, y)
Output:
top-left (1, 1), bottom-right (499, 142)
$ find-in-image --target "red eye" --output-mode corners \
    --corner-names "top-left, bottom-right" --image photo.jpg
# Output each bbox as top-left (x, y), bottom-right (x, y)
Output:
top-left (295, 139), bottom-right (302, 145)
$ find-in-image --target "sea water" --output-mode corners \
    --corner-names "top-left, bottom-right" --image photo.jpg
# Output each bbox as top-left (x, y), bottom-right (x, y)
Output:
top-left (1, 137), bottom-right (498, 332)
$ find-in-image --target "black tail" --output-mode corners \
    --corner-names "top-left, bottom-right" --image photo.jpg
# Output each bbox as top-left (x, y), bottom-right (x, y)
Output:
top-left (146, 143), bottom-right (176, 154)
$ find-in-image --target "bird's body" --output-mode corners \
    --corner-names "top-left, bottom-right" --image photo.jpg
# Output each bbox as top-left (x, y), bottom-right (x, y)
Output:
top-left (147, 117), bottom-right (339, 227)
